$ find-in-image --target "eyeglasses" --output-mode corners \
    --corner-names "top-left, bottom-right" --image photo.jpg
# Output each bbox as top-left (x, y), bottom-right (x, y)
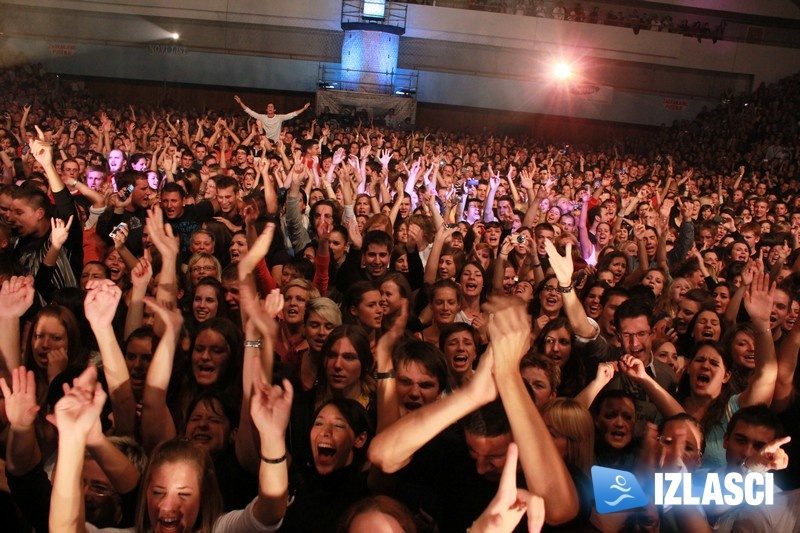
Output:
top-left (619, 331), bottom-right (651, 342)
top-left (541, 285), bottom-right (560, 293)
top-left (191, 265), bottom-right (217, 273)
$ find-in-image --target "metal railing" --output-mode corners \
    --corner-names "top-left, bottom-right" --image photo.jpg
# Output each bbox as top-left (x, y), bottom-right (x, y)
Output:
top-left (318, 63), bottom-right (418, 95)
top-left (341, 1), bottom-right (408, 33)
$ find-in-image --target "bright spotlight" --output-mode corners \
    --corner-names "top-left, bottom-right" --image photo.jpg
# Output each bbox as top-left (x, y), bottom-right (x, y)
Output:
top-left (170, 32), bottom-right (180, 40)
top-left (553, 62), bottom-right (572, 80)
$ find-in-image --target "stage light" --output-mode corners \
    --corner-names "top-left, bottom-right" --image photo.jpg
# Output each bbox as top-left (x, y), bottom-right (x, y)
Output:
top-left (553, 62), bottom-right (572, 80)
top-left (170, 32), bottom-right (180, 40)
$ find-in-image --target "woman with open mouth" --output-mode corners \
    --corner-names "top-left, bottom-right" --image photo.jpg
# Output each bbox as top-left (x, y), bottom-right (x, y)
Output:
top-left (274, 278), bottom-right (320, 376)
top-left (580, 281), bottom-right (608, 320)
top-left (456, 261), bottom-right (488, 338)
top-left (722, 323), bottom-right (757, 394)
top-left (23, 303), bottom-right (88, 408)
top-left (591, 390), bottom-right (640, 471)
top-left (531, 275), bottom-right (564, 322)
top-left (275, 397), bottom-right (374, 532)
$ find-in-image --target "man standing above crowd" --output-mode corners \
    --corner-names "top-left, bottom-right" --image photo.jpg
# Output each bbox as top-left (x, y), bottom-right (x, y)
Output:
top-left (233, 95), bottom-right (310, 143)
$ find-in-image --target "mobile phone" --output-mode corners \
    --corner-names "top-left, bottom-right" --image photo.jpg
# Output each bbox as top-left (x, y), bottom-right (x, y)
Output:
top-left (119, 184), bottom-right (135, 201)
top-left (109, 222), bottom-right (127, 239)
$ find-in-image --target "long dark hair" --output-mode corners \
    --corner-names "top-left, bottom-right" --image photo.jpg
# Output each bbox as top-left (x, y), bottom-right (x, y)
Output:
top-left (313, 398), bottom-right (374, 469)
top-left (536, 317), bottom-right (585, 397)
top-left (315, 325), bottom-right (376, 408)
top-left (676, 340), bottom-right (733, 433)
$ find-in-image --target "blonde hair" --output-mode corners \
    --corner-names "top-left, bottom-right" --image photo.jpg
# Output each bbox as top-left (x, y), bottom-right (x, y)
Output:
top-left (185, 253), bottom-right (222, 287)
top-left (282, 278), bottom-right (321, 300)
top-left (306, 297), bottom-right (342, 326)
top-left (541, 398), bottom-right (595, 475)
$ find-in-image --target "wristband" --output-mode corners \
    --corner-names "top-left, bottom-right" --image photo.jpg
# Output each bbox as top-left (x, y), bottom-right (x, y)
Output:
top-left (261, 454), bottom-right (287, 464)
top-left (532, 263), bottom-right (541, 268)
top-left (244, 339), bottom-right (263, 349)
top-left (557, 284), bottom-right (574, 294)
top-left (374, 369), bottom-right (396, 380)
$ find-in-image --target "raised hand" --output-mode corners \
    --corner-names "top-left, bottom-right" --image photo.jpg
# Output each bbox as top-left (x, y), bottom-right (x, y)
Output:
top-left (544, 238), bottom-right (573, 287)
top-left (485, 297), bottom-right (531, 371)
top-left (146, 205), bottom-right (179, 260)
top-left (111, 222), bottom-right (129, 250)
top-left (464, 347), bottom-right (498, 407)
top-left (619, 354), bottom-right (648, 382)
top-left (379, 148), bottom-right (392, 169)
top-left (250, 357), bottom-right (293, 438)
top-left (28, 125), bottom-right (54, 167)
top-left (376, 299), bottom-right (408, 369)
top-left (594, 361), bottom-right (616, 387)
top-left (744, 436), bottom-right (791, 472)
top-left (130, 252), bottom-right (153, 293)
top-left (0, 275), bottom-right (35, 319)
top-left (743, 272), bottom-right (774, 325)
top-left (470, 443), bottom-right (545, 533)
top-left (84, 279), bottom-right (123, 328)
top-left (332, 147), bottom-right (345, 167)
top-left (0, 365), bottom-right (40, 429)
top-left (238, 222), bottom-right (275, 281)
top-left (51, 365), bottom-right (107, 438)
top-left (143, 297), bottom-right (184, 335)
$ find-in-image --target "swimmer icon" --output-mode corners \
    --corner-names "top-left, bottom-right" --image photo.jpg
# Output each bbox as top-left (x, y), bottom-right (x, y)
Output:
top-left (592, 466), bottom-right (649, 514)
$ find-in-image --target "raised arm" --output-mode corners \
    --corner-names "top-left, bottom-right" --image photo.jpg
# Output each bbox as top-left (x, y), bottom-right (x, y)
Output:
top-left (772, 314), bottom-right (800, 413)
top-left (619, 354), bottom-right (684, 418)
top-left (146, 206), bottom-right (180, 336)
top-left (84, 279), bottom-right (136, 437)
top-left (375, 303), bottom-right (408, 433)
top-left (124, 253), bottom-right (153, 339)
top-left (488, 298), bottom-right (579, 525)
top-left (577, 190), bottom-right (595, 262)
top-left (545, 239), bottom-right (596, 338)
top-left (1, 366), bottom-right (42, 476)
top-left (236, 286), bottom-right (282, 475)
top-left (49, 366), bottom-right (107, 533)
top-left (139, 298), bottom-right (183, 452)
top-left (575, 362), bottom-right (616, 409)
top-left (482, 167), bottom-right (500, 223)
top-left (0, 276), bottom-right (35, 379)
top-left (248, 357), bottom-right (293, 528)
top-left (739, 273), bottom-right (778, 407)
top-left (424, 226), bottom-right (457, 286)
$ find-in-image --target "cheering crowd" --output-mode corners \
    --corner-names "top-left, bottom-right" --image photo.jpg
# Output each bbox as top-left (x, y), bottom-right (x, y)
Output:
top-left (0, 62), bottom-right (799, 531)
